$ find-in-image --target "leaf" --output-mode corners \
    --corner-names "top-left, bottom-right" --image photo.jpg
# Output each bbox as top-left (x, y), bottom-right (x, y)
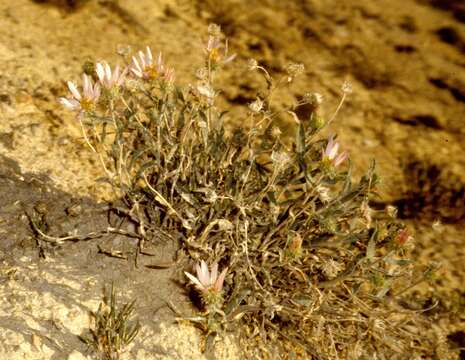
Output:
top-left (339, 188), bottom-right (362, 204)
top-left (219, 110), bottom-right (229, 120)
top-left (366, 226), bottom-right (378, 260)
top-left (385, 257), bottom-right (414, 266)
top-left (292, 295), bottom-right (314, 307)
top-left (376, 279), bottom-right (392, 298)
top-left (267, 191), bottom-right (277, 205)
top-left (217, 219), bottom-right (234, 231)
top-left (342, 159), bottom-right (353, 193)
top-left (128, 148), bottom-right (149, 173)
top-left (175, 86), bottom-right (185, 103)
top-left (135, 160), bottom-right (157, 182)
top-left (296, 121), bottom-right (306, 155)
top-left (180, 191), bottom-right (196, 205)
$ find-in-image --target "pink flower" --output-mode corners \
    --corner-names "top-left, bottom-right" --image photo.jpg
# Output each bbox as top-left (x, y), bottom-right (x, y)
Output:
top-left (205, 35), bottom-right (236, 66)
top-left (184, 260), bottom-right (228, 294)
top-left (130, 46), bottom-right (164, 80)
top-left (95, 61), bottom-right (127, 89)
top-left (59, 74), bottom-right (100, 113)
top-left (322, 134), bottom-right (348, 167)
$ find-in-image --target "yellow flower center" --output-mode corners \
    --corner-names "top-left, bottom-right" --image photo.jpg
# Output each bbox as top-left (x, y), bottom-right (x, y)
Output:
top-left (81, 98), bottom-right (94, 112)
top-left (146, 66), bottom-right (159, 80)
top-left (209, 48), bottom-right (219, 63)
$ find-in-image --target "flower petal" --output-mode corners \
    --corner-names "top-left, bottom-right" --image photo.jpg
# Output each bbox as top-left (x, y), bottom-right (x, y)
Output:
top-left (324, 134), bottom-right (334, 156)
top-left (198, 260), bottom-right (210, 286)
top-left (130, 67), bottom-right (142, 78)
top-left (59, 97), bottom-right (79, 110)
top-left (223, 53), bottom-right (236, 64)
top-left (329, 142), bottom-right (339, 160)
top-left (138, 50), bottom-right (146, 68)
top-left (131, 56), bottom-right (142, 73)
top-left (184, 271), bottom-right (206, 292)
top-left (334, 151), bottom-right (348, 167)
top-left (210, 262), bottom-right (218, 282)
top-left (214, 267), bottom-right (228, 292)
top-left (156, 52), bottom-right (164, 73)
top-left (82, 75), bottom-right (92, 98)
top-left (195, 262), bottom-right (204, 284)
top-left (104, 63), bottom-right (112, 83)
top-left (146, 46), bottom-right (153, 64)
top-left (118, 66), bottom-right (128, 85)
top-left (112, 64), bottom-right (120, 84)
top-left (93, 82), bottom-right (101, 100)
top-left (96, 63), bottom-right (105, 83)
top-left (67, 81), bottom-right (81, 101)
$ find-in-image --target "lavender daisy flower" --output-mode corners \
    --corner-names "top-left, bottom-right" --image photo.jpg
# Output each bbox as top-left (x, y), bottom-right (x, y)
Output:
top-left (322, 134), bottom-right (348, 167)
top-left (96, 61), bottom-right (128, 89)
top-left (205, 35), bottom-right (236, 67)
top-left (130, 46), bottom-right (164, 80)
top-left (184, 260), bottom-right (228, 298)
top-left (59, 74), bottom-right (100, 113)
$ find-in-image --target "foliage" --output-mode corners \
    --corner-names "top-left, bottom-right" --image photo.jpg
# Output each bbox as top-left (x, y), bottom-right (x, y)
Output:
top-left (80, 283), bottom-right (140, 360)
top-left (62, 25), bottom-right (441, 359)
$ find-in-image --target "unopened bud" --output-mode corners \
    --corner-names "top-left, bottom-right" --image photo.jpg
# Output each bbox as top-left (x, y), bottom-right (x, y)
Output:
top-left (271, 126), bottom-right (282, 138)
top-left (304, 92), bottom-right (323, 107)
top-left (196, 67), bottom-right (208, 80)
top-left (341, 80), bottom-right (353, 94)
top-left (208, 23), bottom-right (221, 36)
top-left (82, 60), bottom-right (95, 77)
top-left (249, 98), bottom-right (263, 113)
top-left (116, 44), bottom-right (131, 57)
top-left (288, 232), bottom-right (302, 257)
top-left (386, 205), bottom-right (397, 219)
top-left (309, 113), bottom-right (325, 130)
top-left (286, 63), bottom-right (305, 78)
top-left (247, 58), bottom-right (259, 71)
top-left (395, 228), bottom-right (412, 246)
top-left (271, 150), bottom-right (291, 168)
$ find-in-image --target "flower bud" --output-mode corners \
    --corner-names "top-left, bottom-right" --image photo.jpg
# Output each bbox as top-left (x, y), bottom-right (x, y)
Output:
top-left (385, 205), bottom-right (397, 219)
top-left (208, 23), bottom-right (221, 36)
top-left (286, 63), bottom-right (305, 78)
top-left (249, 98), bottom-right (263, 113)
top-left (395, 228), bottom-right (412, 246)
top-left (287, 232), bottom-right (303, 257)
top-left (309, 113), bottom-right (325, 130)
top-left (247, 58), bottom-right (259, 71)
top-left (271, 126), bottom-right (282, 139)
top-left (341, 80), bottom-right (353, 94)
top-left (304, 92), bottom-right (323, 108)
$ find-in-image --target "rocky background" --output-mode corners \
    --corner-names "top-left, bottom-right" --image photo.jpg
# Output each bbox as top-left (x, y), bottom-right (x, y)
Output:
top-left (0, 0), bottom-right (464, 359)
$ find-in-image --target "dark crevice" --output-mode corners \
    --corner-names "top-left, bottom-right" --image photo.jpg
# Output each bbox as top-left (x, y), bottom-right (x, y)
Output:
top-left (393, 161), bottom-right (465, 223)
top-left (429, 77), bottom-right (465, 103)
top-left (428, 0), bottom-right (465, 23)
top-left (435, 26), bottom-right (465, 53)
top-left (394, 44), bottom-right (417, 53)
top-left (392, 114), bottom-right (443, 129)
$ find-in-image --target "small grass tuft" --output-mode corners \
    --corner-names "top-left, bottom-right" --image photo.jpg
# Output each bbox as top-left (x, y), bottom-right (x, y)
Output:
top-left (79, 283), bottom-right (140, 360)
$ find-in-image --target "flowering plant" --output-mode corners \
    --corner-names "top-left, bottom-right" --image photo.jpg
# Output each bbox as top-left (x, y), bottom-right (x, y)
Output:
top-left (185, 260), bottom-right (228, 308)
top-left (59, 25), bottom-right (439, 359)
top-left (60, 74), bottom-right (100, 114)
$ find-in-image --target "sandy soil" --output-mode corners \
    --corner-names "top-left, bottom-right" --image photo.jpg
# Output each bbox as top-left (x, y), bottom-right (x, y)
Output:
top-left (0, 0), bottom-right (464, 358)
